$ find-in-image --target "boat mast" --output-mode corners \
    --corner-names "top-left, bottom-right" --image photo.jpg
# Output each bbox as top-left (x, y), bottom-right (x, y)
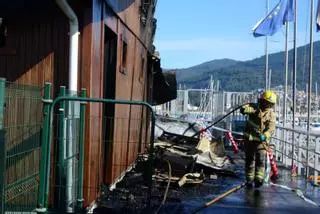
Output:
top-left (306, 0), bottom-right (315, 178)
top-left (210, 75), bottom-right (214, 119)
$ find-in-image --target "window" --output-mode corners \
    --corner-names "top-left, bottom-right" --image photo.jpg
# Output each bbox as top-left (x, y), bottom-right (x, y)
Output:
top-left (120, 40), bottom-right (128, 75)
top-left (139, 57), bottom-right (145, 83)
top-left (0, 18), bottom-right (7, 48)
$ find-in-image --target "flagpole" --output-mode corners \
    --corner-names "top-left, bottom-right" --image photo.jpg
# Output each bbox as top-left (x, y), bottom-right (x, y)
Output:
top-left (318, 0), bottom-right (320, 32)
top-left (316, 82), bottom-right (318, 119)
top-left (306, 0), bottom-right (314, 179)
top-left (283, 22), bottom-right (289, 127)
top-left (281, 21), bottom-right (289, 164)
top-left (269, 69), bottom-right (272, 89)
top-left (265, 0), bottom-right (269, 90)
top-left (291, 0), bottom-right (297, 171)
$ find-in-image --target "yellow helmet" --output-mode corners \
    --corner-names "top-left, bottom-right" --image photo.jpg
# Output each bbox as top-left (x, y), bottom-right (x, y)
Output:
top-left (261, 90), bottom-right (277, 104)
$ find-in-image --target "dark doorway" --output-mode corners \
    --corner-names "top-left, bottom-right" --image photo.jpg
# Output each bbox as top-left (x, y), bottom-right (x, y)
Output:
top-left (103, 26), bottom-right (117, 184)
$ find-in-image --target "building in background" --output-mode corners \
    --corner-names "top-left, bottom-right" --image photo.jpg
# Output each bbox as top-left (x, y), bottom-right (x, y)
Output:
top-left (0, 0), bottom-right (161, 210)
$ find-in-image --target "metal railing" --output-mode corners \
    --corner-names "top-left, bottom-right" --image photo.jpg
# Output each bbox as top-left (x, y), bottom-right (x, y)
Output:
top-left (210, 120), bottom-right (320, 185)
top-left (157, 90), bottom-right (255, 119)
top-left (272, 125), bottom-right (320, 184)
top-left (36, 83), bottom-right (156, 213)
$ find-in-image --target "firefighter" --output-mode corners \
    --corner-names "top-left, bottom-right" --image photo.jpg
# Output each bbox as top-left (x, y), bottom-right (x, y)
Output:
top-left (240, 90), bottom-right (277, 188)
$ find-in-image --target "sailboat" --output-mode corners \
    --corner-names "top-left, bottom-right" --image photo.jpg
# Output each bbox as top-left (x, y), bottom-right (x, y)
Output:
top-left (197, 76), bottom-right (220, 121)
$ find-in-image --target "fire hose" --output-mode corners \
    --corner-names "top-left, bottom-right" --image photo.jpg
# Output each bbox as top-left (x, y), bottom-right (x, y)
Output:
top-left (154, 160), bottom-right (172, 214)
top-left (225, 131), bottom-right (278, 180)
top-left (190, 103), bottom-right (251, 139)
top-left (190, 182), bottom-right (247, 214)
top-left (270, 183), bottom-right (320, 207)
top-left (186, 103), bottom-right (318, 212)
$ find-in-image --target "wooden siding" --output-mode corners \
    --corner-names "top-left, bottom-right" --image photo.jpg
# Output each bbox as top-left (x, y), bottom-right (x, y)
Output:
top-left (0, 0), bottom-right (154, 208)
top-left (103, 6), bottom-right (150, 185)
top-left (109, 20), bottom-right (135, 183)
top-left (79, 0), bottom-right (153, 205)
top-left (0, 5), bottom-right (73, 208)
top-left (0, 13), bottom-right (69, 91)
top-left (127, 40), bottom-right (147, 165)
top-left (80, 0), bottom-right (105, 205)
top-left (105, 0), bottom-right (153, 50)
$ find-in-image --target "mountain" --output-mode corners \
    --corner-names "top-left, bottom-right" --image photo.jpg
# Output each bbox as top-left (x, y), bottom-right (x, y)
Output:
top-left (174, 58), bottom-right (238, 80)
top-left (172, 41), bottom-right (320, 92)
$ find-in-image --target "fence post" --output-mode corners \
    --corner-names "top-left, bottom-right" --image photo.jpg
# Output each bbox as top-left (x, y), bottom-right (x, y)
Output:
top-left (0, 78), bottom-right (6, 214)
top-left (77, 89), bottom-right (86, 210)
top-left (148, 109), bottom-right (156, 207)
top-left (37, 82), bottom-right (52, 211)
top-left (58, 86), bottom-right (66, 209)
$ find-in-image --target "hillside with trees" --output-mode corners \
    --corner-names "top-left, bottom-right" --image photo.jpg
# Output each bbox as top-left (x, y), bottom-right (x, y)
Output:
top-left (172, 41), bottom-right (320, 91)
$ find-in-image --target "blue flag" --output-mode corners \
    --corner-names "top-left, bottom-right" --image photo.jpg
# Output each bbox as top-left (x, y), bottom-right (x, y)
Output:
top-left (317, 0), bottom-right (320, 32)
top-left (253, 0), bottom-right (294, 37)
top-left (284, 0), bottom-right (294, 22)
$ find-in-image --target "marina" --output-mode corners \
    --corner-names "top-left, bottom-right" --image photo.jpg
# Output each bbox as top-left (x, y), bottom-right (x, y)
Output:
top-left (0, 0), bottom-right (320, 213)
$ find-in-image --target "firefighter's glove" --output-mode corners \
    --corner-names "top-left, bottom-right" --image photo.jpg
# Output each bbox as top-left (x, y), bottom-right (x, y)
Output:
top-left (264, 132), bottom-right (271, 141)
top-left (240, 104), bottom-right (249, 115)
top-left (259, 134), bottom-right (266, 142)
top-left (240, 104), bottom-right (256, 115)
top-left (247, 134), bottom-right (259, 141)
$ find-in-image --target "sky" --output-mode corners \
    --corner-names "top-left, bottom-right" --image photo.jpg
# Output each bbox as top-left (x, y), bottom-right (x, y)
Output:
top-left (154, 0), bottom-right (320, 69)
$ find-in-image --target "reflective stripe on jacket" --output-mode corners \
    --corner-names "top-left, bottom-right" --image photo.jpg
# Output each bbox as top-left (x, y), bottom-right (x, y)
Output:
top-left (242, 103), bottom-right (276, 142)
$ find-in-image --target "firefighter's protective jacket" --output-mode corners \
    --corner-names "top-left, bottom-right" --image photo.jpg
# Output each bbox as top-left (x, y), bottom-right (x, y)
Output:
top-left (241, 103), bottom-right (276, 142)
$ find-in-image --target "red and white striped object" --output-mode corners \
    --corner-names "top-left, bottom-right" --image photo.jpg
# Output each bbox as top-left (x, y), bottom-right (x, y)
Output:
top-left (225, 131), bottom-right (239, 153)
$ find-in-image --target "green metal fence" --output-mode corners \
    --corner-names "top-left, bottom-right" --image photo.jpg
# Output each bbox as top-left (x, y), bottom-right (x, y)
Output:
top-left (45, 86), bottom-right (85, 213)
top-left (0, 79), bottom-right (43, 213)
top-left (35, 83), bottom-right (155, 213)
top-left (0, 80), bottom-right (155, 213)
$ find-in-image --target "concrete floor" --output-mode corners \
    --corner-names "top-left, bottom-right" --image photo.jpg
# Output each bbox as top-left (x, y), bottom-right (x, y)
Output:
top-left (158, 151), bottom-right (320, 214)
top-left (93, 148), bottom-right (320, 214)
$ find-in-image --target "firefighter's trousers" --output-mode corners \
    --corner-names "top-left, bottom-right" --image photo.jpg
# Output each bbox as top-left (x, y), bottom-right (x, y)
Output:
top-left (244, 140), bottom-right (266, 182)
